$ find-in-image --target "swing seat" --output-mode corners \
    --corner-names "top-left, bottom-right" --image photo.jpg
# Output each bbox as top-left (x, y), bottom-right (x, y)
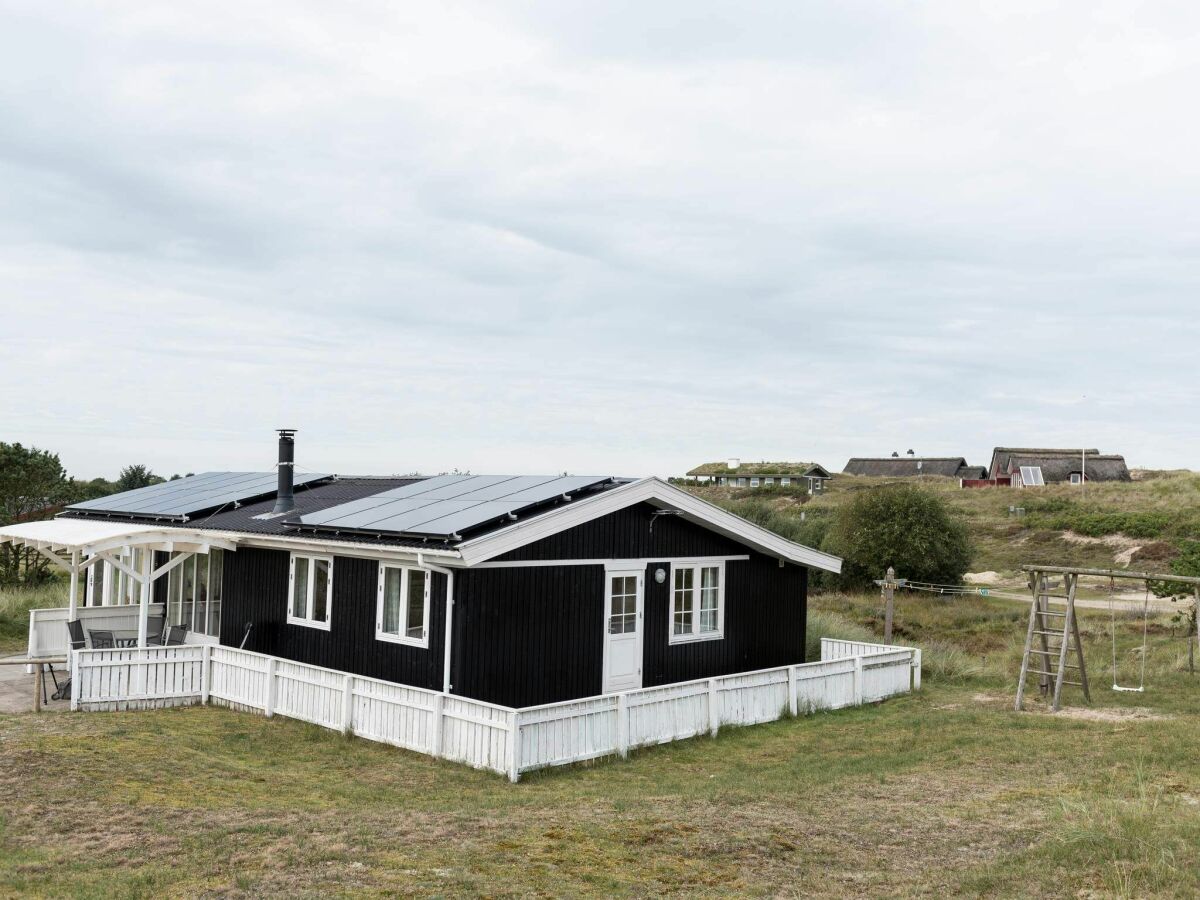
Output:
top-left (1112, 685), bottom-right (1144, 693)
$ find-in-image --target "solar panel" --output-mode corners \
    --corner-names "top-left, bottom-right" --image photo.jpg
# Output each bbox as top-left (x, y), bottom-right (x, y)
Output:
top-left (68, 471), bottom-right (331, 520)
top-left (299, 474), bottom-right (614, 538)
top-left (1019, 466), bottom-right (1045, 486)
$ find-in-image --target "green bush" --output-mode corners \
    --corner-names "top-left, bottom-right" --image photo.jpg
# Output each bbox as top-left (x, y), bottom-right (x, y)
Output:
top-left (822, 484), bottom-right (971, 590)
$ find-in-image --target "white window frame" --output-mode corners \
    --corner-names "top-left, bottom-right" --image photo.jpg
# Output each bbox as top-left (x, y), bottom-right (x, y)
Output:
top-left (287, 553), bottom-right (334, 631)
top-left (375, 563), bottom-right (431, 648)
top-left (780, 477), bottom-right (790, 486)
top-left (1070, 473), bottom-right (1082, 484)
top-left (669, 560), bottom-right (725, 644)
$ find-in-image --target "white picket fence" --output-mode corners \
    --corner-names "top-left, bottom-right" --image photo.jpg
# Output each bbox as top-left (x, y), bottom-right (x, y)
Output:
top-left (70, 638), bottom-right (920, 781)
top-left (27, 602), bottom-right (166, 660)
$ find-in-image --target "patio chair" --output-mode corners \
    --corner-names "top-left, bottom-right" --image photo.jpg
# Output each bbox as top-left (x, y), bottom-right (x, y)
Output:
top-left (88, 629), bottom-right (116, 649)
top-left (66, 619), bottom-right (86, 651)
top-left (147, 616), bottom-right (166, 644)
top-left (164, 626), bottom-right (188, 645)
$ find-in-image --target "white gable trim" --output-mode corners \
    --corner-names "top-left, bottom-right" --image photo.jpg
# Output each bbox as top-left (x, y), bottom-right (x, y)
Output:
top-left (456, 477), bottom-right (843, 573)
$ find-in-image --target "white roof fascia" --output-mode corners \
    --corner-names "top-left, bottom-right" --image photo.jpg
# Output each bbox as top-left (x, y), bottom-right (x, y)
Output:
top-left (456, 477), bottom-right (843, 573)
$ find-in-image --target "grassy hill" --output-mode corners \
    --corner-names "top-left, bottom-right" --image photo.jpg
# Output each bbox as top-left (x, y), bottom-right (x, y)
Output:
top-left (686, 469), bottom-right (1200, 581)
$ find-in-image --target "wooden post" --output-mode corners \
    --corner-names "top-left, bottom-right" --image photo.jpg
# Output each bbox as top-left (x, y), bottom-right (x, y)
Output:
top-left (341, 675), bottom-right (354, 734)
top-left (264, 657), bottom-right (277, 717)
top-left (70, 652), bottom-right (80, 711)
top-left (912, 649), bottom-right (922, 691)
top-left (708, 678), bottom-right (719, 737)
top-left (787, 666), bottom-right (798, 717)
top-left (883, 566), bottom-right (895, 644)
top-left (67, 551), bottom-right (80, 621)
top-left (431, 693), bottom-right (444, 757)
top-left (508, 710), bottom-right (521, 783)
top-left (200, 644), bottom-right (211, 705)
top-left (852, 656), bottom-right (864, 706)
top-left (33, 664), bottom-right (43, 713)
top-left (137, 550), bottom-right (152, 649)
top-left (616, 692), bottom-right (629, 757)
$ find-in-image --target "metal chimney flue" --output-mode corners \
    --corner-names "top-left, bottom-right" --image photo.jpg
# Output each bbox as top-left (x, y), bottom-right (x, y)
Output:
top-left (273, 429), bottom-right (297, 514)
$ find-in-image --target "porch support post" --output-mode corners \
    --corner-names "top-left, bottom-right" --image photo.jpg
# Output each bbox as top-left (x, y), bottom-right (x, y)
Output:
top-left (137, 550), bottom-right (152, 648)
top-left (67, 550), bottom-right (81, 621)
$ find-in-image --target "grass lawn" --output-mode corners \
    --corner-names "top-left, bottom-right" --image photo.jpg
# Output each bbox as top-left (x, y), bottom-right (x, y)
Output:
top-left (3, 593), bottom-right (1200, 897)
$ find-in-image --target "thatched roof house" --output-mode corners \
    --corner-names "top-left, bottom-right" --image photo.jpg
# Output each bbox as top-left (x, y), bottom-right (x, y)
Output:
top-left (842, 457), bottom-right (985, 479)
top-left (990, 448), bottom-right (1130, 484)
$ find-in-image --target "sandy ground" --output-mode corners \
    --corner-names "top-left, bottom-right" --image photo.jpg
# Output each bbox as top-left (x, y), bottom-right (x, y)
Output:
top-left (0, 654), bottom-right (68, 714)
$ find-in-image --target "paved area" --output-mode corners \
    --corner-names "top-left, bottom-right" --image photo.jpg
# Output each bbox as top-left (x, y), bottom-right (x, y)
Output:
top-left (0, 655), bottom-right (68, 713)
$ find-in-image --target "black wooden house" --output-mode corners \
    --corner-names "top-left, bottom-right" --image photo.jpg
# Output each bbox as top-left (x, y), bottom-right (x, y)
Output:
top-left (59, 433), bottom-right (842, 708)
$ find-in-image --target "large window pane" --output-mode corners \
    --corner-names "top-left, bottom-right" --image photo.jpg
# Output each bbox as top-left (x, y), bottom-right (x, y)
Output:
top-left (195, 553), bottom-right (210, 635)
top-left (406, 570), bottom-right (426, 639)
top-left (209, 550), bottom-right (223, 637)
top-left (182, 556), bottom-right (196, 628)
top-left (292, 557), bottom-right (309, 619)
top-left (382, 568), bottom-right (402, 634)
top-left (312, 559), bottom-right (329, 623)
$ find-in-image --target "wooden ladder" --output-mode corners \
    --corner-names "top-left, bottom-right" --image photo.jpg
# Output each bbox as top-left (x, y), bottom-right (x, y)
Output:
top-left (1014, 571), bottom-right (1091, 711)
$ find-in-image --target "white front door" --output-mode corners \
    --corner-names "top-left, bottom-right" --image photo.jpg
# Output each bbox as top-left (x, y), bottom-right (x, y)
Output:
top-left (603, 570), bottom-right (644, 693)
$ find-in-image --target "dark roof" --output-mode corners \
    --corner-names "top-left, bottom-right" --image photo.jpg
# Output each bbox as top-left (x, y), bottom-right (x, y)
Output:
top-left (686, 461), bottom-right (830, 477)
top-left (989, 447), bottom-right (1100, 479)
top-left (842, 457), bottom-right (977, 478)
top-left (1007, 454), bottom-right (1130, 483)
top-left (59, 474), bottom-right (632, 549)
top-left (958, 466), bottom-right (989, 480)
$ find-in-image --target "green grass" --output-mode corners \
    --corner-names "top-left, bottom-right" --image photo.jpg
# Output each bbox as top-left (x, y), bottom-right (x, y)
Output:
top-left (0, 583), bottom-right (65, 656)
top-left (691, 470), bottom-right (1200, 578)
top-left (4, 593), bottom-right (1200, 896)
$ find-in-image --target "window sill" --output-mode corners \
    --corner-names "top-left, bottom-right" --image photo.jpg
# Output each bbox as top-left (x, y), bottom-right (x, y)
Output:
top-left (375, 631), bottom-right (429, 649)
top-left (668, 631), bottom-right (723, 645)
top-left (287, 616), bottom-right (332, 632)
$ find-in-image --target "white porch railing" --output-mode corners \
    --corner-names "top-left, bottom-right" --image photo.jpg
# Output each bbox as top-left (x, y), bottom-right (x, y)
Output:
top-left (28, 603), bottom-right (167, 659)
top-left (69, 638), bottom-right (921, 781)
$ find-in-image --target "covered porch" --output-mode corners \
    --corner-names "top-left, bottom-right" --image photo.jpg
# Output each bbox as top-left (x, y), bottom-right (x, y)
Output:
top-left (0, 519), bottom-right (238, 660)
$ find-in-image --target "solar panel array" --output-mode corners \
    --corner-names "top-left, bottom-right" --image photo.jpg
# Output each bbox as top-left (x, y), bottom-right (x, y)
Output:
top-left (68, 471), bottom-right (331, 520)
top-left (298, 474), bottom-right (615, 538)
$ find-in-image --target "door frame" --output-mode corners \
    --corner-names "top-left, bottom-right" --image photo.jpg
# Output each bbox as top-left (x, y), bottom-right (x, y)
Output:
top-left (601, 566), bottom-right (644, 694)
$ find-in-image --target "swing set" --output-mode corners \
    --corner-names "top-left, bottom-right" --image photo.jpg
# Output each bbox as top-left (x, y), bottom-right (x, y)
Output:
top-left (1014, 565), bottom-right (1200, 712)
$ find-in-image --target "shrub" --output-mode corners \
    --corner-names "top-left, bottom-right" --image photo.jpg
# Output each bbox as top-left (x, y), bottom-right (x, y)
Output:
top-left (822, 484), bottom-right (971, 590)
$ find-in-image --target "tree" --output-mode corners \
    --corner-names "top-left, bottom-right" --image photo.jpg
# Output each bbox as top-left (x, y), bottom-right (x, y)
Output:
top-left (0, 442), bottom-right (73, 585)
top-left (823, 484), bottom-right (972, 590)
top-left (116, 464), bottom-right (162, 492)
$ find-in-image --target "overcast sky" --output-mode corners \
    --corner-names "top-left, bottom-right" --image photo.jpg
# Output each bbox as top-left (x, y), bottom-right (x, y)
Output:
top-left (3, 2), bottom-right (1198, 480)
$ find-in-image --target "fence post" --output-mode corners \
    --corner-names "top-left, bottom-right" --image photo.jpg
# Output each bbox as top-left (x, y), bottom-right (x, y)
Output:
top-left (708, 678), bottom-right (719, 737)
top-left (508, 710), bottom-right (521, 783)
top-left (200, 644), bottom-right (211, 705)
top-left (26, 610), bottom-right (38, 675)
top-left (431, 693), bottom-right (444, 757)
top-left (616, 693), bottom-right (628, 758)
top-left (341, 675), bottom-right (354, 735)
top-left (264, 657), bottom-right (277, 717)
top-left (70, 652), bottom-right (81, 711)
top-left (788, 666), bottom-right (798, 717)
top-left (883, 566), bottom-right (896, 644)
top-left (852, 656), bottom-right (864, 706)
top-left (912, 649), bottom-right (922, 691)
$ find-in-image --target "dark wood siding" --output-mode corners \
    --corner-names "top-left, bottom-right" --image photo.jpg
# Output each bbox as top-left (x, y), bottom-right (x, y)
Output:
top-left (642, 556), bottom-right (806, 687)
top-left (218, 547), bottom-right (446, 691)
top-left (450, 565), bottom-right (605, 707)
top-left (492, 503), bottom-right (747, 561)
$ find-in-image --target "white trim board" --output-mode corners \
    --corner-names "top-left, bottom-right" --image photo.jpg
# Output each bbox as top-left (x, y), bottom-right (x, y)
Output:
top-left (474, 555), bottom-right (750, 570)
top-left (456, 478), bottom-right (843, 573)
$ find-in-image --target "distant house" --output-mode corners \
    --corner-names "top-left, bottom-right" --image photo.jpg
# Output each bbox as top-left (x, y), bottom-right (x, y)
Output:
top-left (988, 447), bottom-right (1130, 485)
top-left (686, 459), bottom-right (833, 494)
top-left (842, 455), bottom-right (986, 480)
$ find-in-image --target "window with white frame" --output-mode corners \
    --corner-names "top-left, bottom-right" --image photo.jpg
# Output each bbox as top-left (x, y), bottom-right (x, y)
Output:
top-left (288, 553), bottom-right (333, 630)
top-left (671, 562), bottom-right (724, 642)
top-left (780, 477), bottom-right (791, 486)
top-left (88, 547), bottom-right (148, 606)
top-left (376, 564), bottom-right (430, 647)
top-left (166, 550), bottom-right (224, 637)
top-left (750, 477), bottom-right (761, 487)
top-left (1070, 473), bottom-right (1082, 484)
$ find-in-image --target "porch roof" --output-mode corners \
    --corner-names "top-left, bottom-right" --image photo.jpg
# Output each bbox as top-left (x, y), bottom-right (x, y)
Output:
top-left (0, 518), bottom-right (238, 557)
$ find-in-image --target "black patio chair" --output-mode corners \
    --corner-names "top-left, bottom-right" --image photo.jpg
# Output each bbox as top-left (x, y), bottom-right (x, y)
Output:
top-left (66, 619), bottom-right (86, 651)
top-left (88, 629), bottom-right (116, 649)
top-left (147, 616), bottom-right (167, 645)
top-left (164, 626), bottom-right (188, 646)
